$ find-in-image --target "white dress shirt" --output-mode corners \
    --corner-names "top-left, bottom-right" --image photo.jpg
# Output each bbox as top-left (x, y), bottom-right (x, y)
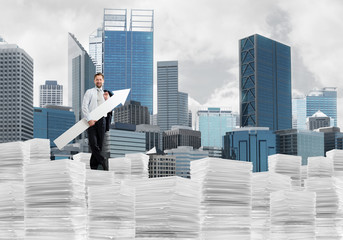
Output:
top-left (82, 87), bottom-right (105, 121)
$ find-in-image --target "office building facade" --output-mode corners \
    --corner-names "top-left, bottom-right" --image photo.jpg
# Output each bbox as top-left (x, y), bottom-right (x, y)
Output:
top-left (307, 110), bottom-right (331, 130)
top-left (39, 80), bottom-right (63, 107)
top-left (0, 41), bottom-right (33, 142)
top-left (113, 100), bottom-right (150, 125)
top-left (165, 146), bottom-right (208, 178)
top-left (292, 97), bottom-right (307, 130)
top-left (89, 27), bottom-right (103, 73)
top-left (197, 108), bottom-right (236, 148)
top-left (276, 129), bottom-right (324, 165)
top-left (223, 127), bottom-right (276, 172)
top-left (33, 106), bottom-right (75, 147)
top-left (315, 127), bottom-right (343, 156)
top-left (103, 9), bottom-right (154, 114)
top-left (240, 34), bottom-right (292, 131)
top-left (148, 155), bottom-right (176, 178)
top-left (306, 87), bottom-right (337, 127)
top-left (136, 124), bottom-right (161, 151)
top-left (163, 127), bottom-right (201, 151)
top-left (157, 61), bottom-right (189, 131)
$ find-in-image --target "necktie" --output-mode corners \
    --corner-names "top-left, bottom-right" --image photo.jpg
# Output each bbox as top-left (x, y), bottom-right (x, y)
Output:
top-left (97, 88), bottom-right (104, 106)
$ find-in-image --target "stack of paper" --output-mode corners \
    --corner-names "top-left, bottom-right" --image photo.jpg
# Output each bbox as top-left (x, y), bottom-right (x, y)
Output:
top-left (0, 183), bottom-right (24, 240)
top-left (125, 153), bottom-right (149, 179)
top-left (251, 172), bottom-right (291, 240)
top-left (108, 157), bottom-right (131, 179)
top-left (88, 181), bottom-right (135, 240)
top-left (86, 169), bottom-right (115, 187)
top-left (268, 154), bottom-right (302, 189)
top-left (327, 149), bottom-right (343, 172)
top-left (26, 138), bottom-right (51, 164)
top-left (134, 176), bottom-right (200, 239)
top-left (307, 156), bottom-right (333, 178)
top-left (0, 141), bottom-right (30, 183)
top-left (191, 158), bottom-right (252, 240)
top-left (73, 152), bottom-right (91, 169)
top-left (270, 190), bottom-right (316, 240)
top-left (25, 160), bottom-right (86, 240)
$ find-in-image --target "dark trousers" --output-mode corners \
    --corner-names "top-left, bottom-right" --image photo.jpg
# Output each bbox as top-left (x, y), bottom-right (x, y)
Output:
top-left (87, 118), bottom-right (108, 170)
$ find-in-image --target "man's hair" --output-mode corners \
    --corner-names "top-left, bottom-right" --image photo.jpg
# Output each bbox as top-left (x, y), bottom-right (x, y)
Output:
top-left (103, 89), bottom-right (113, 97)
top-left (94, 72), bottom-right (104, 80)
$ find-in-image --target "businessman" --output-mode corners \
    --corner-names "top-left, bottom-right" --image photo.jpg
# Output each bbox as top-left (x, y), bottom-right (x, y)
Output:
top-left (82, 73), bottom-right (108, 170)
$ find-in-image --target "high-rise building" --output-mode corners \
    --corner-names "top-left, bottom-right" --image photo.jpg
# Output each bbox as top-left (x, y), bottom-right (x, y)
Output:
top-left (157, 61), bottom-right (189, 131)
top-left (239, 34), bottom-right (292, 131)
top-left (103, 9), bottom-right (154, 114)
top-left (136, 124), bottom-right (161, 151)
top-left (89, 27), bottom-right (103, 73)
top-left (306, 87), bottom-right (337, 127)
top-left (307, 110), bottom-right (331, 130)
top-left (315, 127), bottom-right (343, 156)
top-left (113, 100), bottom-right (150, 125)
top-left (39, 80), bottom-right (63, 107)
top-left (223, 127), bottom-right (276, 172)
top-left (68, 33), bottom-right (96, 122)
top-left (0, 41), bottom-right (33, 142)
top-left (188, 110), bottom-right (192, 128)
top-left (275, 129), bottom-right (324, 165)
top-left (197, 108), bottom-right (236, 148)
top-left (163, 126), bottom-right (201, 151)
top-left (33, 106), bottom-right (75, 147)
top-left (292, 97), bottom-right (307, 130)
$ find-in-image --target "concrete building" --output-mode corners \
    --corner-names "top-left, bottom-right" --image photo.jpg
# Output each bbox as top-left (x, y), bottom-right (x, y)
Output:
top-left (103, 122), bottom-right (146, 158)
top-left (39, 80), bottom-right (63, 107)
top-left (113, 100), bottom-right (150, 125)
top-left (147, 148), bottom-right (176, 178)
top-left (275, 129), bottom-right (324, 165)
top-left (0, 39), bottom-right (33, 142)
top-left (163, 126), bottom-right (201, 151)
top-left (315, 127), bottom-right (343, 156)
top-left (223, 127), bottom-right (276, 172)
top-left (165, 146), bottom-right (208, 178)
top-left (157, 61), bottom-right (189, 131)
top-left (136, 124), bottom-right (161, 151)
top-left (89, 27), bottom-right (102, 73)
top-left (307, 110), bottom-right (331, 130)
top-left (200, 146), bottom-right (223, 158)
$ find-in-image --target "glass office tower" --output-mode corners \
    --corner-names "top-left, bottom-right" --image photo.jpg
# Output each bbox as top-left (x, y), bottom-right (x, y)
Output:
top-left (240, 34), bottom-right (292, 131)
top-left (103, 9), bottom-right (154, 114)
top-left (292, 97), bottom-right (307, 130)
top-left (306, 87), bottom-right (337, 127)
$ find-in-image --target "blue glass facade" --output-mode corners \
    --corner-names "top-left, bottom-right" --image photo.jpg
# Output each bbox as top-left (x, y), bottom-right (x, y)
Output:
top-left (33, 107), bottom-right (75, 147)
top-left (240, 34), bottom-right (292, 131)
top-left (223, 127), bottom-right (276, 172)
top-left (306, 88), bottom-right (337, 127)
top-left (197, 108), bottom-right (236, 148)
top-left (103, 30), bottom-right (153, 114)
top-left (292, 98), bottom-right (307, 130)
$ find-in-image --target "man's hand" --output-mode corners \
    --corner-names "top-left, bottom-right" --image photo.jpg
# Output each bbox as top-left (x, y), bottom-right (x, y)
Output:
top-left (88, 120), bottom-right (97, 127)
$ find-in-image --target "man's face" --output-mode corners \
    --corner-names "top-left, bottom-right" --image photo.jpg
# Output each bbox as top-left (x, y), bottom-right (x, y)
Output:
top-left (94, 75), bottom-right (104, 88)
top-left (103, 92), bottom-right (110, 100)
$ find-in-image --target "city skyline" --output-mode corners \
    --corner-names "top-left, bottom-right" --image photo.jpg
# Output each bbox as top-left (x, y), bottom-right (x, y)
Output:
top-left (1, 0), bottom-right (343, 126)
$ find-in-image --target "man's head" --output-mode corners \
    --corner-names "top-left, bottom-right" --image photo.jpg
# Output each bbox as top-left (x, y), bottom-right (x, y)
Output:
top-left (94, 73), bottom-right (104, 88)
top-left (103, 90), bottom-right (113, 100)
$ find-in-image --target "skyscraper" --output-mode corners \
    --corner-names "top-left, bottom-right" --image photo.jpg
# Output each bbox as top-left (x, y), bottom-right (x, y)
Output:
top-left (306, 87), bottom-right (337, 127)
top-left (292, 97), bottom-right (307, 130)
top-left (239, 34), bottom-right (292, 131)
top-left (68, 33), bottom-right (96, 122)
top-left (103, 9), bottom-right (154, 114)
top-left (89, 27), bottom-right (102, 73)
top-left (157, 61), bottom-right (189, 131)
top-left (307, 110), bottom-right (331, 130)
top-left (0, 40), bottom-right (33, 142)
top-left (39, 80), bottom-right (63, 107)
top-left (198, 108), bottom-right (236, 148)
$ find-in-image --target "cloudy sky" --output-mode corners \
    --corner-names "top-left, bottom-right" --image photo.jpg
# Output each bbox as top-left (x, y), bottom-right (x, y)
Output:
top-left (1, 0), bottom-right (343, 127)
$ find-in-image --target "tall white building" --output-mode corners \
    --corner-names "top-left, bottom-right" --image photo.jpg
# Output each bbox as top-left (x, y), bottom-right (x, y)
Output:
top-left (0, 39), bottom-right (33, 142)
top-left (157, 61), bottom-right (189, 131)
top-left (39, 80), bottom-right (63, 107)
top-left (292, 97), bottom-right (307, 130)
top-left (89, 27), bottom-right (102, 73)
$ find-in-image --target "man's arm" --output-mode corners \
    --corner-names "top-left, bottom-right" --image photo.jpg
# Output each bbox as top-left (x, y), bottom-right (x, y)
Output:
top-left (82, 90), bottom-right (96, 126)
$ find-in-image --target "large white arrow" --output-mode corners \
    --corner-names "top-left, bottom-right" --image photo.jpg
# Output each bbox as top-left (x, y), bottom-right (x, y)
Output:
top-left (54, 88), bottom-right (130, 150)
